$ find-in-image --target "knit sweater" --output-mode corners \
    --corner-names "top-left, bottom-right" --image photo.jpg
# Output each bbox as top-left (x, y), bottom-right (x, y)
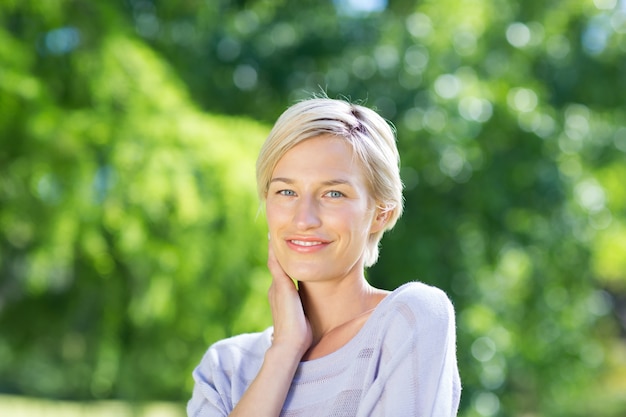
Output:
top-left (187, 282), bottom-right (461, 416)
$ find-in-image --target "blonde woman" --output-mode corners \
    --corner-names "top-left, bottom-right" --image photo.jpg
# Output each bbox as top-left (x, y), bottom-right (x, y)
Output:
top-left (188, 98), bottom-right (461, 416)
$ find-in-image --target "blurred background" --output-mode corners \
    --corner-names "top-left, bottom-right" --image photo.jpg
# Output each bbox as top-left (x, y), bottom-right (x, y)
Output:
top-left (1, 0), bottom-right (625, 416)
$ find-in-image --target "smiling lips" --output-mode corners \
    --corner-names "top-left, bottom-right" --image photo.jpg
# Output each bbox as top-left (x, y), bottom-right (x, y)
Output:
top-left (291, 240), bottom-right (323, 246)
top-left (287, 239), bottom-right (329, 251)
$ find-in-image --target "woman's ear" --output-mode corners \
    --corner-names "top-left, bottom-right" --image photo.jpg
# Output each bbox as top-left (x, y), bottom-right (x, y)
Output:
top-left (370, 205), bottom-right (391, 234)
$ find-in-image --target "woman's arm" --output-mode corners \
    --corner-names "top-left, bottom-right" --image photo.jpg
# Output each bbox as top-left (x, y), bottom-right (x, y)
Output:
top-left (228, 246), bottom-right (312, 417)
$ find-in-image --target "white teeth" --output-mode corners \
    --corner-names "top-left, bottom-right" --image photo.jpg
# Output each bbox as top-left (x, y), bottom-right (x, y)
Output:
top-left (291, 240), bottom-right (322, 246)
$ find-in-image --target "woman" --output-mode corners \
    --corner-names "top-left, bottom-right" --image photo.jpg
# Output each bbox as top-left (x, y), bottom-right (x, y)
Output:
top-left (188, 98), bottom-right (461, 416)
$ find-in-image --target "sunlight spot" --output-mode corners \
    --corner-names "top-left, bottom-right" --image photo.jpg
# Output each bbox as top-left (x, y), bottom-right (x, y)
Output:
top-left (546, 35), bottom-right (571, 59)
top-left (404, 45), bottom-right (429, 74)
top-left (233, 65), bottom-right (258, 90)
top-left (234, 10), bottom-right (259, 35)
top-left (507, 87), bottom-right (538, 112)
top-left (594, 0), bottom-right (618, 10)
top-left (611, 10), bottom-right (626, 33)
top-left (434, 74), bottom-right (461, 99)
top-left (334, 0), bottom-right (387, 15)
top-left (481, 362), bottom-right (506, 390)
top-left (459, 97), bottom-right (493, 123)
top-left (587, 290), bottom-right (613, 316)
top-left (406, 13), bottom-right (433, 38)
top-left (135, 13), bottom-right (159, 38)
top-left (565, 114), bottom-right (590, 140)
top-left (506, 22), bottom-right (531, 48)
top-left (453, 30), bottom-right (477, 55)
top-left (558, 156), bottom-right (582, 179)
top-left (374, 45), bottom-right (399, 70)
top-left (583, 15), bottom-right (611, 55)
top-left (474, 391), bottom-right (500, 416)
top-left (527, 21), bottom-right (545, 46)
top-left (564, 104), bottom-right (590, 138)
top-left (36, 174), bottom-right (62, 205)
top-left (439, 146), bottom-right (465, 178)
top-left (403, 107), bottom-right (424, 131)
top-left (517, 112), bottom-right (556, 138)
top-left (423, 107), bottom-right (447, 133)
top-left (472, 337), bottom-right (497, 362)
top-left (271, 23), bottom-right (297, 48)
top-left (43, 27), bottom-right (80, 55)
top-left (575, 179), bottom-right (606, 212)
top-left (217, 37), bottom-right (241, 62)
top-left (589, 208), bottom-right (613, 230)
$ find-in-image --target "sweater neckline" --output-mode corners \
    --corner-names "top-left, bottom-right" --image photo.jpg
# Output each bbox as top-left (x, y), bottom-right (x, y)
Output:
top-left (292, 282), bottom-right (414, 375)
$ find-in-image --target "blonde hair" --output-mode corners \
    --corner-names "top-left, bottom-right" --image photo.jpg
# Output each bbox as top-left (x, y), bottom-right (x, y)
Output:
top-left (256, 98), bottom-right (404, 267)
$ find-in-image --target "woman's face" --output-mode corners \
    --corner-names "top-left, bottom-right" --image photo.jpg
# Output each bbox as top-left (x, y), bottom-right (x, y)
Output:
top-left (266, 134), bottom-right (386, 283)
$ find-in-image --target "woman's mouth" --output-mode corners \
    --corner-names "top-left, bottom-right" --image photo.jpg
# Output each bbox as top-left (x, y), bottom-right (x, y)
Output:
top-left (290, 240), bottom-right (324, 247)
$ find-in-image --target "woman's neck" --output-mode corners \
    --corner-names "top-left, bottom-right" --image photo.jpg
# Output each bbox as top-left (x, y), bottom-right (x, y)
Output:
top-left (298, 277), bottom-right (388, 359)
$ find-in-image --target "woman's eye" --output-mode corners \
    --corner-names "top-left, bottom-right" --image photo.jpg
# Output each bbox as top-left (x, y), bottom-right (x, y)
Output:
top-left (326, 190), bottom-right (344, 198)
top-left (278, 189), bottom-right (296, 196)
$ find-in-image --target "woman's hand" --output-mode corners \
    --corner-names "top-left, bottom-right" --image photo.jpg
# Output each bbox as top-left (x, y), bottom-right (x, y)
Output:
top-left (226, 246), bottom-right (313, 416)
top-left (267, 245), bottom-right (313, 357)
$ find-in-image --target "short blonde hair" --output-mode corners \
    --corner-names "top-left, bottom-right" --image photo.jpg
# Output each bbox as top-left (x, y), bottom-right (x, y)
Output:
top-left (256, 98), bottom-right (403, 267)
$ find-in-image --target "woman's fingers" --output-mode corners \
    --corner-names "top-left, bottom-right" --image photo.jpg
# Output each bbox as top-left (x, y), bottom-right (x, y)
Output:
top-left (267, 244), bottom-right (312, 354)
top-left (267, 244), bottom-right (292, 285)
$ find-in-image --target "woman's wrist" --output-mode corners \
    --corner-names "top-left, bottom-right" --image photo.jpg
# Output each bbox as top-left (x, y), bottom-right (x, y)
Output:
top-left (266, 339), bottom-right (308, 365)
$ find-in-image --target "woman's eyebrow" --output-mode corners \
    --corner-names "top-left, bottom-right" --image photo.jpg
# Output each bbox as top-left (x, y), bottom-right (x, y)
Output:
top-left (269, 178), bottom-right (354, 187)
top-left (269, 177), bottom-right (294, 185)
top-left (321, 179), bottom-right (353, 187)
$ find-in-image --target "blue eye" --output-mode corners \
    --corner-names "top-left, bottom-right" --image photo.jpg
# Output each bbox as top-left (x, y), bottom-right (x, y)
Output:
top-left (326, 190), bottom-right (344, 198)
top-left (278, 189), bottom-right (296, 196)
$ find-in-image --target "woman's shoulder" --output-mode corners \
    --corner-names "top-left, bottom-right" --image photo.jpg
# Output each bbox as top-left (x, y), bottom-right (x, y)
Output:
top-left (377, 281), bottom-right (456, 330)
top-left (390, 281), bottom-right (453, 308)
top-left (202, 327), bottom-right (273, 367)
top-left (389, 281), bottom-right (449, 301)
top-left (192, 329), bottom-right (273, 396)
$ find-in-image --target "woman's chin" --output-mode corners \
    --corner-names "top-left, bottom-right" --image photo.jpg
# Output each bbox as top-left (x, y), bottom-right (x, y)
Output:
top-left (282, 264), bottom-right (327, 283)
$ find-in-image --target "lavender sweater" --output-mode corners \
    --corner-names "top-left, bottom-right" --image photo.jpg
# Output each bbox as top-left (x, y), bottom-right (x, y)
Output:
top-left (188, 282), bottom-right (461, 416)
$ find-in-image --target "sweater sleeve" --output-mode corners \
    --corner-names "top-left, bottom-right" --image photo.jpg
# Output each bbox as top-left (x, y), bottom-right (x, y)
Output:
top-left (187, 347), bottom-right (231, 417)
top-left (358, 283), bottom-right (461, 417)
top-left (186, 330), bottom-right (271, 417)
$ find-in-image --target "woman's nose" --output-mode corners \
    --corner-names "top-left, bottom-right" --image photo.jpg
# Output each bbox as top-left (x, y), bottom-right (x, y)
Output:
top-left (294, 196), bottom-right (322, 230)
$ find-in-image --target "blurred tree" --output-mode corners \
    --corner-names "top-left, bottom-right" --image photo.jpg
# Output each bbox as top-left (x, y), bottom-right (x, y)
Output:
top-left (1, 0), bottom-right (625, 416)
top-left (132, 0), bottom-right (626, 414)
top-left (0, 0), bottom-right (270, 401)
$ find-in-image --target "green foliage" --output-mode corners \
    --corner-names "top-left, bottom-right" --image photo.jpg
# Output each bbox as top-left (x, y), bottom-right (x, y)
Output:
top-left (0, 3), bottom-right (270, 401)
top-left (1, 0), bottom-right (625, 416)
